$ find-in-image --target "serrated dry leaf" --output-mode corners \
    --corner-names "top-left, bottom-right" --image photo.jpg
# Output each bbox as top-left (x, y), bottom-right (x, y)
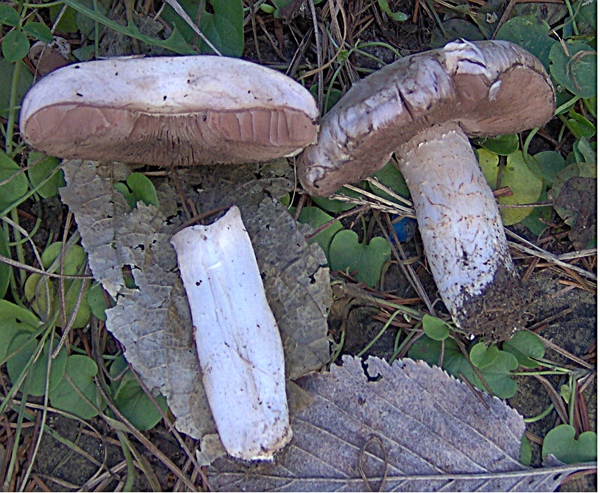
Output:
top-left (59, 159), bottom-right (331, 439)
top-left (208, 356), bottom-right (579, 492)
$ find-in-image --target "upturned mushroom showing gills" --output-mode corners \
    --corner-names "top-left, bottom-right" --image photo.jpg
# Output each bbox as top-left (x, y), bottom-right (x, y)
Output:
top-left (298, 40), bottom-right (555, 341)
top-left (20, 55), bottom-right (319, 166)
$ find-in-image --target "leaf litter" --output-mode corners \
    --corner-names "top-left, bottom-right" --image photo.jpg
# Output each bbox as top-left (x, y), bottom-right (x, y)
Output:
top-left (208, 356), bottom-right (584, 492)
top-left (59, 159), bottom-right (593, 490)
top-left (59, 158), bottom-right (331, 438)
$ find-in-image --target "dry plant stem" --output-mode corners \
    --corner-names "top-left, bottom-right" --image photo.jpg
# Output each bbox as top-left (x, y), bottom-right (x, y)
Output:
top-left (127, 360), bottom-right (205, 476)
top-left (395, 122), bottom-right (523, 340)
top-left (532, 374), bottom-right (570, 425)
top-left (163, 0), bottom-right (221, 55)
top-left (95, 383), bottom-right (200, 491)
top-left (506, 229), bottom-right (597, 281)
top-left (380, 215), bottom-right (436, 315)
top-left (534, 331), bottom-right (594, 370)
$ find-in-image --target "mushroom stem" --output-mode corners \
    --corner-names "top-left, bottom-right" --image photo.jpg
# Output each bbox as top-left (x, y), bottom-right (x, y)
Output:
top-left (170, 207), bottom-right (292, 460)
top-left (395, 121), bottom-right (523, 340)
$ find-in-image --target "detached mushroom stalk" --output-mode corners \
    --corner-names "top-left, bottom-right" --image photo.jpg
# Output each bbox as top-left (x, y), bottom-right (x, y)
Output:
top-left (171, 207), bottom-right (292, 461)
top-left (298, 40), bottom-right (555, 341)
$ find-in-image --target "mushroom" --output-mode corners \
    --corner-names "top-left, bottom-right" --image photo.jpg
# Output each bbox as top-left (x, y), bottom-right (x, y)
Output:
top-left (20, 55), bottom-right (319, 166)
top-left (171, 206), bottom-right (291, 461)
top-left (19, 55), bottom-right (320, 459)
top-left (298, 40), bottom-right (555, 341)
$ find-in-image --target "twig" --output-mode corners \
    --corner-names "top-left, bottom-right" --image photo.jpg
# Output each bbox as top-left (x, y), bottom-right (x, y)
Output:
top-left (532, 374), bottom-right (570, 424)
top-left (506, 229), bottom-right (596, 281)
top-left (163, 0), bottom-right (221, 55)
top-left (534, 331), bottom-right (594, 370)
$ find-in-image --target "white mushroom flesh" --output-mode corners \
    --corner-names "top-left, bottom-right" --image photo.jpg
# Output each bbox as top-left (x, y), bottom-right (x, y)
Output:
top-left (170, 206), bottom-right (292, 460)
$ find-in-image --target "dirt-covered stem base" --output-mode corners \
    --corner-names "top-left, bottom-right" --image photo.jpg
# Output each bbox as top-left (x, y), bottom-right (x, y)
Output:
top-left (395, 121), bottom-right (524, 341)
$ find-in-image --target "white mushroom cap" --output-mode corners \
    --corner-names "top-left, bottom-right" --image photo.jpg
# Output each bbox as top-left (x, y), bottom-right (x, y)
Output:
top-left (20, 56), bottom-right (319, 166)
top-left (299, 40), bottom-right (555, 196)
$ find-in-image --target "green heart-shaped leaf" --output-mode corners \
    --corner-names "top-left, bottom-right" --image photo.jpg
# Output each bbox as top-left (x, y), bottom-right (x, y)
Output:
top-left (503, 331), bottom-right (545, 368)
top-left (49, 354), bottom-right (103, 419)
top-left (550, 41), bottom-right (597, 99)
top-left (2, 29), bottom-right (29, 63)
top-left (542, 425), bottom-right (597, 464)
top-left (329, 230), bottom-right (391, 287)
top-left (27, 153), bottom-right (65, 199)
top-left (479, 149), bottom-right (544, 226)
top-left (0, 301), bottom-right (39, 363)
top-left (422, 315), bottom-right (450, 341)
top-left (496, 15), bottom-right (557, 71)
top-left (477, 134), bottom-right (519, 156)
top-left (470, 342), bottom-right (500, 369)
top-left (0, 150), bottom-right (28, 212)
top-left (126, 172), bottom-right (159, 208)
top-left (7, 335), bottom-right (68, 396)
top-left (297, 206), bottom-right (342, 261)
top-left (408, 336), bottom-right (519, 398)
top-left (529, 151), bottom-right (566, 183)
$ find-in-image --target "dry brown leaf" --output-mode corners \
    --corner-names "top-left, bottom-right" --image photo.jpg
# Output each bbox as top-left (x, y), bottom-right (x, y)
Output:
top-left (208, 356), bottom-right (580, 492)
top-left (59, 159), bottom-right (331, 439)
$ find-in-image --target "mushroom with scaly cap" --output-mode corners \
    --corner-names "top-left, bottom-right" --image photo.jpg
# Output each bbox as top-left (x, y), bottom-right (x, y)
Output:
top-left (298, 40), bottom-right (555, 341)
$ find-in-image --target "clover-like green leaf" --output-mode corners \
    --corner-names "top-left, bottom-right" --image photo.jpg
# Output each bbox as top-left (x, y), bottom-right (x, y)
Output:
top-left (480, 149), bottom-right (544, 226)
top-left (550, 41), bottom-right (597, 99)
top-left (0, 150), bottom-right (28, 212)
top-left (408, 335), bottom-right (519, 398)
top-left (566, 110), bottom-right (596, 139)
top-left (329, 230), bottom-right (391, 287)
top-left (126, 172), bottom-right (159, 208)
top-left (477, 134), bottom-right (519, 156)
top-left (470, 342), bottom-right (500, 369)
top-left (27, 243), bottom-right (92, 328)
top-left (377, 0), bottom-right (408, 22)
top-left (0, 301), bottom-right (39, 363)
top-left (7, 335), bottom-right (68, 396)
top-left (528, 150), bottom-right (566, 183)
top-left (496, 15), bottom-right (557, 71)
top-left (22, 22), bottom-right (53, 43)
top-left (542, 425), bottom-right (597, 464)
top-left (0, 5), bottom-right (19, 27)
top-left (162, 0), bottom-right (243, 56)
top-left (297, 206), bottom-right (343, 261)
top-left (27, 152), bottom-right (65, 199)
top-left (422, 314), bottom-right (450, 341)
top-left (2, 29), bottom-right (29, 63)
top-left (49, 354), bottom-right (103, 419)
top-left (110, 356), bottom-right (168, 430)
top-left (503, 331), bottom-right (545, 368)
top-left (87, 282), bottom-right (111, 321)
